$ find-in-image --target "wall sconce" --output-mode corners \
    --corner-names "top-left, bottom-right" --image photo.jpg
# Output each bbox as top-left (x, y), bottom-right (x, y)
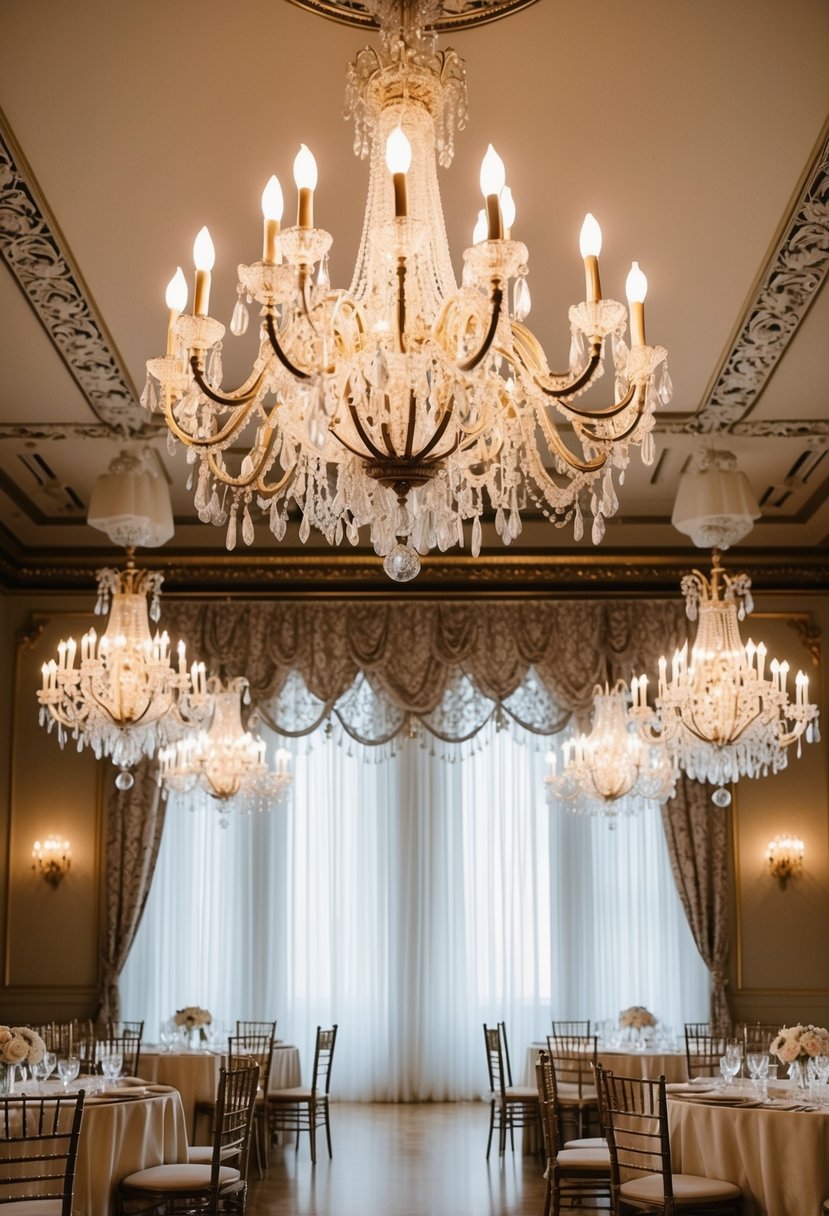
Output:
top-left (32, 837), bottom-right (72, 887)
top-left (766, 834), bottom-right (804, 890)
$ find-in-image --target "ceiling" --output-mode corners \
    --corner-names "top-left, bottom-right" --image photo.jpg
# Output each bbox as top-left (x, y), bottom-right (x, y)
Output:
top-left (0, 0), bottom-right (827, 593)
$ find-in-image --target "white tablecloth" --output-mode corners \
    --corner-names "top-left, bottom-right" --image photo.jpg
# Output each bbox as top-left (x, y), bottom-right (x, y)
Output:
top-left (141, 1044), bottom-right (301, 1138)
top-left (3, 1083), bottom-right (188, 1216)
top-left (668, 1093), bottom-right (829, 1216)
top-left (525, 1041), bottom-right (687, 1086)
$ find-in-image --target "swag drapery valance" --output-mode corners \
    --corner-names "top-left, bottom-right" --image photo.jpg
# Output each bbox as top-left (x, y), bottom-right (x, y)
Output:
top-left (101, 596), bottom-right (730, 1031)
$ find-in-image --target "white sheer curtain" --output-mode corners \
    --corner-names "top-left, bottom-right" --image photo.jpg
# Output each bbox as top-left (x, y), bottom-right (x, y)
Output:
top-left (121, 727), bottom-right (708, 1100)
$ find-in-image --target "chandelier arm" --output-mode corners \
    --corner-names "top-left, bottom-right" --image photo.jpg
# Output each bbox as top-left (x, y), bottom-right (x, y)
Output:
top-left (189, 357), bottom-right (268, 407)
top-left (776, 723), bottom-right (810, 749)
top-left (578, 383), bottom-right (645, 440)
top-left (347, 400), bottom-right (393, 460)
top-left (533, 346), bottom-right (603, 400)
top-left (206, 429), bottom-right (278, 489)
top-left (455, 283), bottom-right (504, 373)
top-left (412, 400), bottom-right (456, 461)
top-left (84, 680), bottom-right (156, 729)
top-left (403, 389), bottom-right (417, 459)
top-left (160, 391), bottom-right (259, 449)
top-left (397, 259), bottom-right (407, 354)
top-left (510, 320), bottom-right (587, 385)
top-left (253, 461), bottom-right (297, 500)
top-left (558, 380), bottom-right (637, 422)
top-left (534, 405), bottom-right (608, 474)
top-left (263, 312), bottom-right (312, 381)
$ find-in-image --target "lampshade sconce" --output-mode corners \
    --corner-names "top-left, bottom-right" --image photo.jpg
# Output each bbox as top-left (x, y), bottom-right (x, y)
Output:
top-left (766, 834), bottom-right (804, 890)
top-left (32, 837), bottom-right (71, 887)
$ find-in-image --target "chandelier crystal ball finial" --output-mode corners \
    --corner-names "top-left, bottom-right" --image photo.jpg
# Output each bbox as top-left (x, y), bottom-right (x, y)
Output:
top-left (142, 5), bottom-right (671, 579)
top-left (632, 551), bottom-right (820, 805)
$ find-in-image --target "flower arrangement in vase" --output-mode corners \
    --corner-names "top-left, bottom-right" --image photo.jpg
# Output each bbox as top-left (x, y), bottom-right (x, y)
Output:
top-left (0, 1026), bottom-right (46, 1093)
top-left (174, 1006), bottom-right (212, 1048)
top-left (770, 1023), bottom-right (829, 1089)
top-left (619, 1006), bottom-right (657, 1045)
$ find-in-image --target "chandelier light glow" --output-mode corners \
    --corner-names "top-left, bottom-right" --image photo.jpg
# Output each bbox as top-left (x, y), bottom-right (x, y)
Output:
top-left (544, 680), bottom-right (676, 825)
top-left (633, 551), bottom-right (820, 806)
top-left (36, 556), bottom-right (209, 789)
top-left (142, 0), bottom-right (671, 580)
top-left (158, 676), bottom-right (292, 826)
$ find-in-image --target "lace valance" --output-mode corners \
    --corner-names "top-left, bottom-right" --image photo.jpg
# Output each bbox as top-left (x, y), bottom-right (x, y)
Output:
top-left (162, 598), bottom-right (687, 746)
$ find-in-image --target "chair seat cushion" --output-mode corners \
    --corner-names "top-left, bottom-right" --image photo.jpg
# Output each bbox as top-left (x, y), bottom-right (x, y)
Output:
top-left (556, 1083), bottom-right (597, 1102)
top-left (620, 1172), bottom-right (742, 1204)
top-left (268, 1086), bottom-right (316, 1100)
top-left (564, 1136), bottom-right (606, 1150)
top-left (504, 1085), bottom-right (538, 1102)
top-left (555, 1147), bottom-right (610, 1170)
top-left (120, 1164), bottom-right (241, 1192)
top-left (186, 1145), bottom-right (238, 1164)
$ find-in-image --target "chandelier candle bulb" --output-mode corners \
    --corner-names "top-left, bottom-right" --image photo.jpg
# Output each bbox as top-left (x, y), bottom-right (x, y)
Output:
top-left (579, 213), bottom-right (603, 302)
top-left (480, 144), bottom-right (506, 240)
top-left (625, 261), bottom-right (648, 345)
top-left (165, 267), bottom-right (188, 354)
top-left (500, 186), bottom-right (516, 238)
top-left (193, 227), bottom-right (215, 317)
top-left (472, 209), bottom-right (488, 245)
top-left (261, 175), bottom-right (284, 264)
top-left (385, 126), bottom-right (412, 218)
top-left (293, 145), bottom-right (318, 228)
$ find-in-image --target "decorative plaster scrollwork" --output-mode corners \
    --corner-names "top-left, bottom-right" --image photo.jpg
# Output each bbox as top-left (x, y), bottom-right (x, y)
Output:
top-left (0, 111), bottom-right (144, 435)
top-left (286, 0), bottom-right (540, 29)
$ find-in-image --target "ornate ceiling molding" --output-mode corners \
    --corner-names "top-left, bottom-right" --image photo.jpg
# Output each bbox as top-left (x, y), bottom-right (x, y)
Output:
top-left (0, 422), bottom-right (160, 443)
top-left (0, 108), bottom-right (144, 435)
top-left (0, 547), bottom-right (825, 596)
top-left (285, 0), bottom-right (540, 30)
top-left (687, 122), bottom-right (829, 434)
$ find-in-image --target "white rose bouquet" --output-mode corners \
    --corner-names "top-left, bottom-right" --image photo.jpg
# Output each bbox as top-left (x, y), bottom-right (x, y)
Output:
top-left (0, 1025), bottom-right (46, 1065)
top-left (770, 1023), bottom-right (829, 1064)
top-left (174, 1006), bottom-right (212, 1030)
top-left (619, 1006), bottom-right (657, 1030)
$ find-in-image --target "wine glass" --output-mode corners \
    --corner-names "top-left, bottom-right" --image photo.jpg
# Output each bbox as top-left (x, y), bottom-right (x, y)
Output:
top-left (57, 1055), bottom-right (80, 1090)
top-left (746, 1051), bottom-right (768, 1080)
top-left (101, 1051), bottom-right (123, 1084)
top-left (159, 1019), bottom-right (176, 1052)
top-left (720, 1052), bottom-right (740, 1087)
top-left (42, 1051), bottom-right (57, 1083)
top-left (725, 1039), bottom-right (743, 1080)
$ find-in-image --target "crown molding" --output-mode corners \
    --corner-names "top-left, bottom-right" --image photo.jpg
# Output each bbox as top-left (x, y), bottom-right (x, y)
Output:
top-left (0, 545), bottom-right (826, 598)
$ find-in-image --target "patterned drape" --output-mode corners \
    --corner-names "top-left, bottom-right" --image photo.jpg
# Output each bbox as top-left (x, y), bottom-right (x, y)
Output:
top-left (98, 760), bottom-right (166, 1022)
top-left (102, 596), bottom-right (731, 1021)
top-left (661, 777), bottom-right (732, 1031)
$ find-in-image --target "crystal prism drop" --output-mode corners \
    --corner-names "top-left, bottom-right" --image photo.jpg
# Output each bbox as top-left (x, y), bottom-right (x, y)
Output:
top-left (140, 376), bottom-right (158, 412)
top-left (573, 501), bottom-right (584, 541)
top-left (299, 513), bottom-right (311, 544)
top-left (242, 505), bottom-right (255, 546)
top-left (641, 431), bottom-right (655, 466)
top-left (166, 430), bottom-right (177, 456)
top-left (115, 769), bottom-right (134, 791)
top-left (513, 277), bottom-right (531, 321)
top-left (226, 510), bottom-right (238, 551)
top-left (230, 297), bottom-right (249, 337)
top-left (471, 515), bottom-right (482, 558)
top-left (658, 369), bottom-right (674, 406)
top-left (591, 512), bottom-right (606, 545)
top-left (711, 786), bottom-right (732, 808)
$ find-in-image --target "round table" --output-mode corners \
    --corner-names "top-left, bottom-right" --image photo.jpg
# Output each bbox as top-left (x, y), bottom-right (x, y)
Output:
top-left (5, 1081), bottom-right (187, 1216)
top-left (525, 1041), bottom-right (687, 1086)
top-left (668, 1089), bottom-right (829, 1215)
top-left (141, 1044), bottom-right (301, 1138)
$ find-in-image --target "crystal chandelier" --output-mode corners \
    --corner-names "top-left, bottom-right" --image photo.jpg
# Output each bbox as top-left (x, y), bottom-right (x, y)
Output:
top-left (142, 0), bottom-right (671, 581)
top-left (158, 676), bottom-right (292, 826)
top-left (632, 550), bottom-right (820, 806)
top-left (544, 680), bottom-right (676, 826)
top-left (37, 556), bottom-right (208, 789)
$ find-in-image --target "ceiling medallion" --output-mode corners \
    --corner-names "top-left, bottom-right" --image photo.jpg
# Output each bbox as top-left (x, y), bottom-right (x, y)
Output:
top-left (143, 0), bottom-right (670, 579)
top-left (284, 0), bottom-right (541, 31)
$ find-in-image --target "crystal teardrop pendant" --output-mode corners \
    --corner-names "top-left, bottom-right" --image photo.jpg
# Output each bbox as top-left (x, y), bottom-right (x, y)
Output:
top-left (512, 276), bottom-right (531, 321)
top-left (711, 786), bottom-right (732, 808)
top-left (115, 768), bottom-right (135, 791)
top-left (230, 297), bottom-right (249, 337)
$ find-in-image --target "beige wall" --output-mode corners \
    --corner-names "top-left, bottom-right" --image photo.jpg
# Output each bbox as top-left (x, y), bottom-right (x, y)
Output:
top-left (0, 586), bottom-right (827, 1029)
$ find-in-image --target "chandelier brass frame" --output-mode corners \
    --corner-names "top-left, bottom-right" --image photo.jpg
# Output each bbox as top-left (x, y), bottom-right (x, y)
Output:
top-left (143, 0), bottom-right (670, 579)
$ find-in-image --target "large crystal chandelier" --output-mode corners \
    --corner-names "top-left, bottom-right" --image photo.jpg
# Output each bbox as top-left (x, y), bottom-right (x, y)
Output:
top-left (544, 680), bottom-right (676, 826)
top-left (158, 676), bottom-right (292, 826)
top-left (37, 555), bottom-right (208, 789)
top-left (142, 0), bottom-right (671, 581)
top-left (632, 550), bottom-right (820, 806)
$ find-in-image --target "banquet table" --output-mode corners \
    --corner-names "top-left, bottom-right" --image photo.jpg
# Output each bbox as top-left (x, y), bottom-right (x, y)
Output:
top-left (668, 1085), bottom-right (829, 1216)
top-left (525, 1041), bottom-right (688, 1086)
top-left (4, 1081), bottom-right (187, 1216)
top-left (141, 1043), bottom-right (301, 1137)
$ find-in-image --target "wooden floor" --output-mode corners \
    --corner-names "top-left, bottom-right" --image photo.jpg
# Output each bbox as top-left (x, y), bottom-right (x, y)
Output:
top-left (248, 1102), bottom-right (607, 1216)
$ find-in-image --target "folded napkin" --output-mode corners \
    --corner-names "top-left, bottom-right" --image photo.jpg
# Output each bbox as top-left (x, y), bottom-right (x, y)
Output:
top-left (666, 1082), bottom-right (715, 1094)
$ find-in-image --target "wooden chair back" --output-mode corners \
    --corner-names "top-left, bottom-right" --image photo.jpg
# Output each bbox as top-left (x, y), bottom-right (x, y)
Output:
top-left (597, 1066), bottom-right (673, 1203)
top-left (551, 1020), bottom-right (591, 1038)
top-left (0, 1092), bottom-right (85, 1216)
top-left (546, 1033), bottom-right (598, 1098)
top-left (310, 1025), bottom-right (337, 1095)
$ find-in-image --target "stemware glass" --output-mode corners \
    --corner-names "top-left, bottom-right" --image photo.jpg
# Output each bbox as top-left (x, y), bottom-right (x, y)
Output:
top-left (159, 1019), bottom-right (177, 1052)
top-left (101, 1051), bottom-right (123, 1083)
top-left (720, 1053), bottom-right (740, 1087)
top-left (725, 1040), bottom-right (743, 1079)
top-left (746, 1051), bottom-right (769, 1081)
top-left (42, 1051), bottom-right (57, 1082)
top-left (57, 1055), bottom-right (80, 1090)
